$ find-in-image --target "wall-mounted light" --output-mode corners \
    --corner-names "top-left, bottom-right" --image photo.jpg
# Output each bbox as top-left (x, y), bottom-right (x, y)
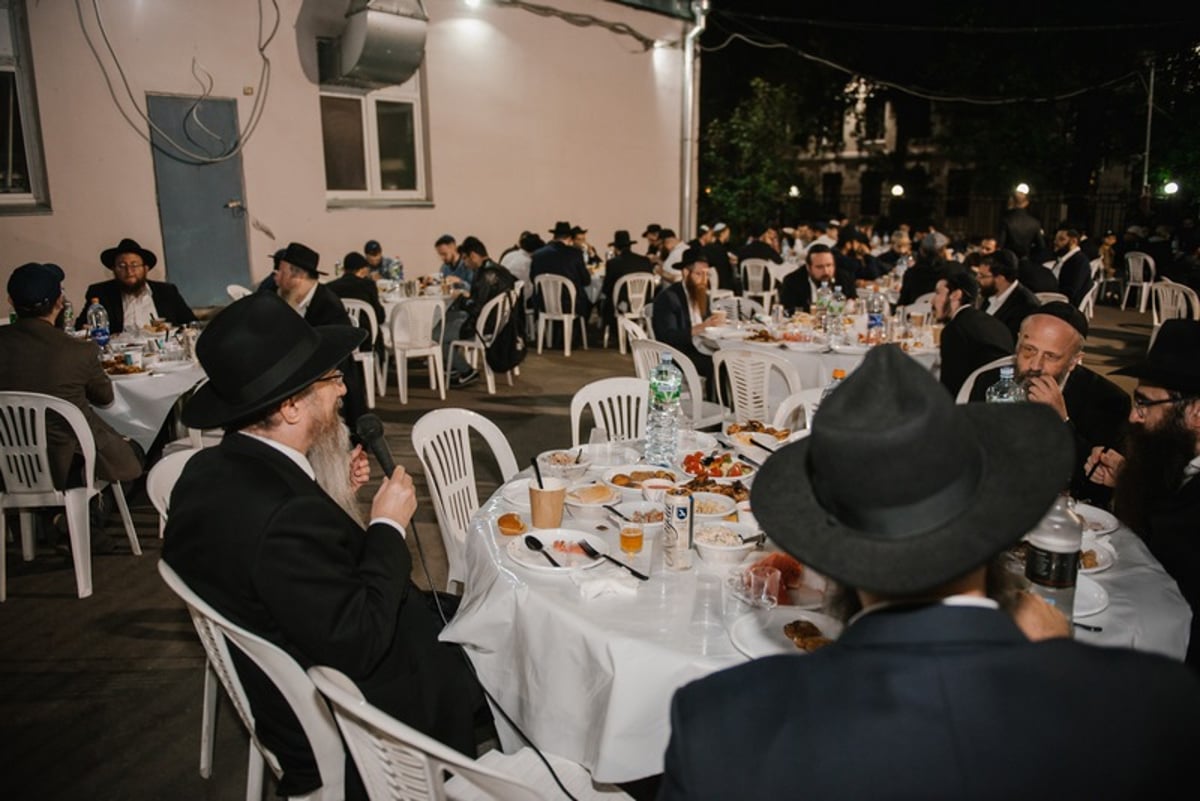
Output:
top-left (890, 184), bottom-right (905, 198)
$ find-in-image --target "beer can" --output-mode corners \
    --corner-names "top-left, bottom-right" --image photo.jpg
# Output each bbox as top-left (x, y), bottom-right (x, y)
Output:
top-left (662, 488), bottom-right (694, 571)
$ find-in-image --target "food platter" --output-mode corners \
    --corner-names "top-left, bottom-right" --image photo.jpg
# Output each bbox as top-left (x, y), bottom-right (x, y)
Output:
top-left (601, 465), bottom-right (679, 498)
top-left (678, 449), bottom-right (756, 483)
top-left (729, 606), bottom-right (843, 659)
top-left (505, 530), bottom-right (608, 574)
top-left (1073, 502), bottom-right (1119, 535)
top-left (1079, 533), bottom-right (1116, 574)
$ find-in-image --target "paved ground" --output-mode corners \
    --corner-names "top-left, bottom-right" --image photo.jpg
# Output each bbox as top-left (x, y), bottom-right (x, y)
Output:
top-left (0, 300), bottom-right (1150, 800)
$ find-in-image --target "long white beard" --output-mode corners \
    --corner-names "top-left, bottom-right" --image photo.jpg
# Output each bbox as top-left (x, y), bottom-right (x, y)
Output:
top-left (308, 418), bottom-right (366, 526)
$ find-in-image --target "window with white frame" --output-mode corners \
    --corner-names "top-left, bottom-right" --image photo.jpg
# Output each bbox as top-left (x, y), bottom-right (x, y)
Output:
top-left (319, 74), bottom-right (429, 203)
top-left (0, 0), bottom-right (48, 209)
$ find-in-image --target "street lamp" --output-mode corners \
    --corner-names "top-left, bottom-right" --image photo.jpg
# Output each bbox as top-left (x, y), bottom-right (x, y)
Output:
top-left (1164, 181), bottom-right (1180, 196)
top-left (890, 184), bottom-right (905, 197)
top-left (1015, 182), bottom-right (1030, 195)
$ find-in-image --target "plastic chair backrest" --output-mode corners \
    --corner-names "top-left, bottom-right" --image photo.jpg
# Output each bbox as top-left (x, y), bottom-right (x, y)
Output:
top-left (308, 665), bottom-right (546, 801)
top-left (712, 346), bottom-right (803, 424)
top-left (630, 340), bottom-right (719, 428)
top-left (472, 291), bottom-right (512, 348)
top-left (1089, 258), bottom-right (1104, 281)
top-left (739, 259), bottom-right (774, 293)
top-left (0, 391), bottom-right (95, 496)
top-left (391, 297), bottom-right (445, 349)
top-left (342, 298), bottom-right (380, 346)
top-left (1035, 292), bottom-right (1069, 305)
top-left (1125, 251), bottom-right (1156, 284)
top-left (411, 409), bottom-right (519, 592)
top-left (955, 354), bottom-right (1015, 404)
top-left (569, 377), bottom-right (650, 447)
top-left (1152, 281), bottom-right (1200, 326)
top-left (157, 560), bottom-right (345, 797)
top-left (612, 273), bottom-right (655, 316)
top-left (534, 274), bottom-right (577, 316)
top-left (617, 316), bottom-right (648, 347)
top-left (906, 292), bottom-right (934, 319)
top-left (146, 448), bottom-right (200, 523)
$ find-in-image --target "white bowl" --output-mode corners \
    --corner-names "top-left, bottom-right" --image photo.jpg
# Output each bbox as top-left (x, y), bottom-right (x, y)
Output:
top-left (693, 522), bottom-right (757, 566)
top-left (601, 465), bottom-right (681, 500)
top-left (609, 500), bottom-right (665, 533)
top-left (579, 443), bottom-right (642, 469)
top-left (536, 448), bottom-right (591, 482)
top-left (690, 491), bottom-right (738, 522)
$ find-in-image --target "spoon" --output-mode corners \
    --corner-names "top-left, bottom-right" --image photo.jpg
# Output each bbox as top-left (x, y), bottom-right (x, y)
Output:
top-left (604, 504), bottom-right (631, 521)
top-left (524, 535), bottom-right (561, 567)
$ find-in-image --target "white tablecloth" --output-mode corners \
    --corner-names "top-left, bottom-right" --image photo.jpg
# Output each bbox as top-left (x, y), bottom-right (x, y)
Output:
top-left (94, 363), bottom-right (207, 449)
top-left (705, 334), bottom-right (939, 389)
top-left (439, 471), bottom-right (1191, 783)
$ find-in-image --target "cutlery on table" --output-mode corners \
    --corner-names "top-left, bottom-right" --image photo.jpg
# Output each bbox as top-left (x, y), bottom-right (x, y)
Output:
top-left (524, 535), bottom-right (561, 567)
top-left (604, 504), bottom-right (631, 521)
top-left (1073, 621), bottom-right (1103, 632)
top-left (576, 538), bottom-right (649, 581)
top-left (739, 532), bottom-right (766, 546)
top-left (735, 453), bottom-right (762, 469)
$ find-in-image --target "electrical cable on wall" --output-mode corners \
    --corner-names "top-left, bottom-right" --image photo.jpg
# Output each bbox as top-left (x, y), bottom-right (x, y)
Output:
top-left (493, 0), bottom-right (668, 51)
top-left (74, 0), bottom-right (281, 164)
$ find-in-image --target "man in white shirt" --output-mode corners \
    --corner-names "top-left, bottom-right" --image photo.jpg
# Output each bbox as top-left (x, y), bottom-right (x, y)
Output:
top-left (78, 238), bottom-right (196, 334)
top-left (977, 249), bottom-right (1040, 340)
top-left (657, 228), bottom-right (687, 283)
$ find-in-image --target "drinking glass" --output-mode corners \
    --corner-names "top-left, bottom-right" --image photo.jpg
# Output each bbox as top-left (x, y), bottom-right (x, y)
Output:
top-left (619, 522), bottom-right (644, 555)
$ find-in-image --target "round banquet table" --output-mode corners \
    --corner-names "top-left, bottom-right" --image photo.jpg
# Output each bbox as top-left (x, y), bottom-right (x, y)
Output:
top-left (94, 362), bottom-right (207, 449)
top-left (438, 464), bottom-right (1191, 783)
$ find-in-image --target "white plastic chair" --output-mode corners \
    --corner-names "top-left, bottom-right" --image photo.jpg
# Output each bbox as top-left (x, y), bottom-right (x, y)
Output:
top-left (569, 377), bottom-right (650, 447)
top-left (605, 273), bottom-right (656, 354)
top-left (630, 340), bottom-right (727, 430)
top-left (308, 665), bottom-right (631, 801)
top-left (905, 292), bottom-right (934, 321)
top-left (0, 391), bottom-right (140, 601)
top-left (386, 298), bottom-right (447, 404)
top-left (617, 317), bottom-right (649, 351)
top-left (712, 295), bottom-right (767, 323)
top-left (955, 355), bottom-right (1015, 404)
top-left (146, 448), bottom-right (200, 538)
top-left (707, 268), bottom-right (733, 303)
top-left (711, 346), bottom-right (804, 425)
top-left (1035, 292), bottom-right (1070, 305)
top-left (342, 298), bottom-right (379, 409)
top-left (158, 561), bottom-right (345, 801)
top-left (227, 284), bottom-right (253, 300)
top-left (1121, 252), bottom-right (1157, 313)
top-left (1078, 280), bottom-right (1101, 319)
top-left (1150, 279), bottom-right (1200, 327)
top-left (411, 409), bottom-right (519, 594)
top-left (534, 274), bottom-right (588, 357)
top-left (773, 388), bottom-right (822, 433)
top-left (739, 258), bottom-right (777, 312)
top-left (446, 291), bottom-right (518, 395)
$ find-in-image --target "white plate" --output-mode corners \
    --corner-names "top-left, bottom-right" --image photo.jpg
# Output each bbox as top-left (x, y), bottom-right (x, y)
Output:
top-left (564, 480), bottom-right (622, 509)
top-left (729, 606), bottom-right (844, 659)
top-left (1074, 502), bottom-right (1119, 535)
top-left (609, 501), bottom-right (665, 533)
top-left (500, 478), bottom-right (534, 511)
top-left (505, 530), bottom-right (608, 573)
top-left (829, 343), bottom-right (871, 355)
top-left (149, 359), bottom-right (196, 373)
top-left (778, 339), bottom-right (828, 352)
top-left (106, 370), bottom-right (151, 381)
top-left (1079, 534), bottom-right (1116, 574)
top-left (677, 450), bottom-right (757, 483)
top-left (1073, 573), bottom-right (1109, 619)
top-left (705, 326), bottom-right (753, 340)
top-left (677, 429), bottom-right (718, 453)
top-left (600, 465), bottom-right (681, 498)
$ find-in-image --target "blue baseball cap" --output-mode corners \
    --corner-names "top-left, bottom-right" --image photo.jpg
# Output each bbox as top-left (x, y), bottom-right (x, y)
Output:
top-left (7, 262), bottom-right (65, 309)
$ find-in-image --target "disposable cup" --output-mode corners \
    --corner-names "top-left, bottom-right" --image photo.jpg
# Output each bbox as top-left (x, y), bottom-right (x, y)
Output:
top-left (528, 476), bottom-right (567, 529)
top-left (748, 565), bottom-right (782, 606)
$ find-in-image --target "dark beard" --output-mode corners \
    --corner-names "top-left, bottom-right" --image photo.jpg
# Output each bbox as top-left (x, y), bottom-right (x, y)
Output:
top-left (121, 278), bottom-right (148, 295)
top-left (1113, 413), bottom-right (1197, 535)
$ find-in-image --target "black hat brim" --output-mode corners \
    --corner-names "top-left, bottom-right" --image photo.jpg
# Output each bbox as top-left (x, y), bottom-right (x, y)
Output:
top-left (751, 402), bottom-right (1073, 595)
top-left (182, 325), bottom-right (364, 429)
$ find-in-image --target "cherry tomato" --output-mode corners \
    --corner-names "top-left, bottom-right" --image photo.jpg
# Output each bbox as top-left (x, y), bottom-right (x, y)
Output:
top-left (708, 464), bottom-right (724, 477)
top-left (728, 464), bottom-right (744, 477)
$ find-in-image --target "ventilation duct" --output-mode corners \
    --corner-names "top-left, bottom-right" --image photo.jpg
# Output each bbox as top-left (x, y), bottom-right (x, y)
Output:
top-left (318, 0), bottom-right (428, 90)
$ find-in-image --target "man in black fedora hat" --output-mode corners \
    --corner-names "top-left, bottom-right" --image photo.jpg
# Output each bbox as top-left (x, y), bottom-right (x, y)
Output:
top-left (163, 292), bottom-right (488, 800)
top-left (530, 221), bottom-right (592, 332)
top-left (969, 302), bottom-right (1129, 504)
top-left (1087, 319), bottom-right (1200, 668)
top-left (599, 230), bottom-right (653, 338)
top-left (660, 345), bottom-right (1200, 801)
top-left (77, 237), bottom-right (196, 334)
top-left (651, 247), bottom-right (723, 393)
top-left (261, 241), bottom-right (369, 425)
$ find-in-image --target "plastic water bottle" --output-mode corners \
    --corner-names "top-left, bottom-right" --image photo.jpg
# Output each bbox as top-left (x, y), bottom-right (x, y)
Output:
top-left (985, 365), bottom-right (1027, 403)
top-left (866, 285), bottom-right (887, 342)
top-left (61, 299), bottom-right (74, 330)
top-left (1024, 496), bottom-right (1083, 630)
top-left (86, 297), bottom-right (111, 348)
top-left (645, 353), bottom-right (683, 467)
top-left (820, 368), bottom-right (846, 403)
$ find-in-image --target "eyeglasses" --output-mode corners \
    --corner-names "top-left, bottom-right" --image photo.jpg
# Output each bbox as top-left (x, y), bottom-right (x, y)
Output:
top-left (313, 370), bottom-right (345, 387)
top-left (1132, 392), bottom-right (1187, 416)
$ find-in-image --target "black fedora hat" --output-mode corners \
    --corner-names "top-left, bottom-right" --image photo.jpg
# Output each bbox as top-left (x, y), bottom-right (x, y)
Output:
top-left (549, 221), bottom-right (574, 239)
top-left (279, 242), bottom-right (325, 277)
top-left (1114, 319), bottom-right (1200, 395)
top-left (182, 293), bottom-right (365, 429)
top-left (610, 230), bottom-right (635, 249)
top-left (100, 238), bottom-right (158, 270)
top-left (751, 345), bottom-right (1073, 595)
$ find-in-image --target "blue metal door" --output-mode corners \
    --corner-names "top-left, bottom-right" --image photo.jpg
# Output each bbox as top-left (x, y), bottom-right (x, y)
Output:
top-left (147, 94), bottom-right (251, 308)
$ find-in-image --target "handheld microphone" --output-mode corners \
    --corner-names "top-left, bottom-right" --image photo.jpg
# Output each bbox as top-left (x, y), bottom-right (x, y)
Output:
top-left (354, 413), bottom-right (396, 477)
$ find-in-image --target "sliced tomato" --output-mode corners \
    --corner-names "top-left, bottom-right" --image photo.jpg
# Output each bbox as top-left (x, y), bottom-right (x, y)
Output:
top-left (727, 463), bottom-right (744, 477)
top-left (708, 464), bottom-right (725, 477)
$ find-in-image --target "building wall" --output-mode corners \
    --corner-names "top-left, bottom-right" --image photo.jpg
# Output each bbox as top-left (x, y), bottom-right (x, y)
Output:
top-left (2, 0), bottom-right (687, 306)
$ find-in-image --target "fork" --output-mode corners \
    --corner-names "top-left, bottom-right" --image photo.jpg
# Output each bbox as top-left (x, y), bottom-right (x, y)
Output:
top-left (576, 539), bottom-right (649, 581)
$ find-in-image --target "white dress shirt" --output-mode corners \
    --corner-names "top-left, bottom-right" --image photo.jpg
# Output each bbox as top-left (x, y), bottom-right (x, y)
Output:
top-left (122, 285), bottom-right (158, 330)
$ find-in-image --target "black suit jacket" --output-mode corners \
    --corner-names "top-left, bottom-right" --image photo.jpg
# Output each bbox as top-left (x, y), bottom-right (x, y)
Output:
top-left (971, 365), bottom-right (1129, 502)
top-left (778, 267), bottom-right (857, 313)
top-left (897, 259), bottom-right (949, 307)
top-left (1018, 259), bottom-right (1060, 293)
top-left (939, 307), bottom-right (1014, 396)
top-left (78, 278), bottom-right (197, 334)
top-left (326, 273), bottom-right (385, 328)
top-left (651, 282), bottom-right (714, 384)
top-left (530, 241), bottom-right (592, 317)
top-left (1143, 476), bottom-right (1200, 668)
top-left (988, 282), bottom-right (1040, 340)
top-left (701, 242), bottom-right (737, 293)
top-left (997, 207), bottom-right (1046, 258)
top-left (662, 603), bottom-right (1200, 800)
top-left (162, 435), bottom-right (483, 796)
top-left (600, 252), bottom-right (653, 323)
top-left (1057, 250), bottom-right (1094, 306)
